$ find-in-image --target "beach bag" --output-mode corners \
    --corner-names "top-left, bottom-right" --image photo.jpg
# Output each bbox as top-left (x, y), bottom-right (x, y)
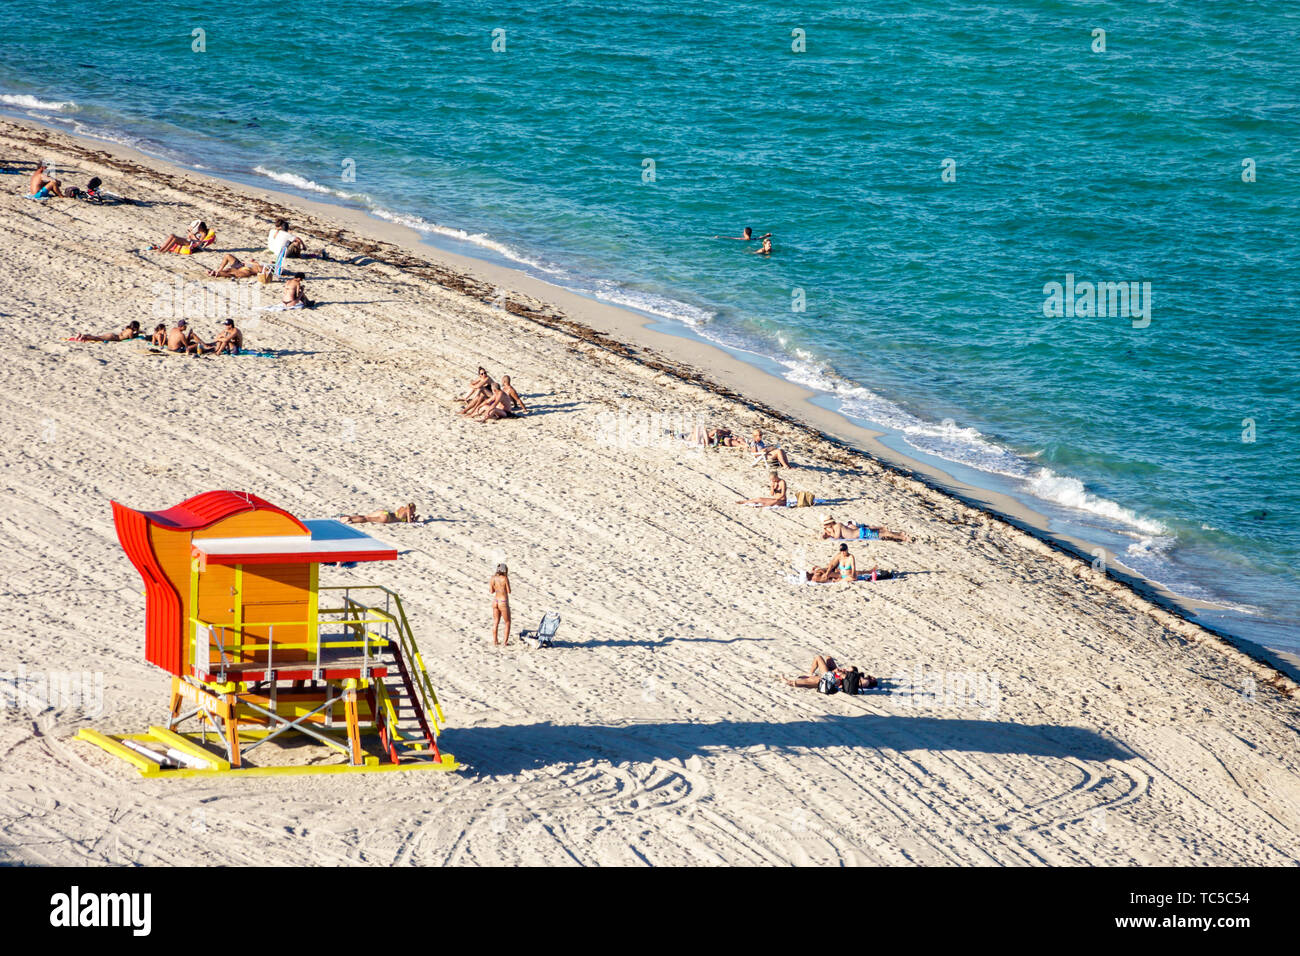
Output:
top-left (817, 671), bottom-right (840, 695)
top-left (842, 669), bottom-right (861, 695)
top-left (795, 490), bottom-right (815, 508)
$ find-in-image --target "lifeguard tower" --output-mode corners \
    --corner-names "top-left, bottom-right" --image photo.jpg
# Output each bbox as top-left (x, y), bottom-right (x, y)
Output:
top-left (78, 491), bottom-right (456, 776)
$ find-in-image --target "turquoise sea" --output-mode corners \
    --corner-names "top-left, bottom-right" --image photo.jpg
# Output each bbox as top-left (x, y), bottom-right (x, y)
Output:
top-left (2, 2), bottom-right (1297, 652)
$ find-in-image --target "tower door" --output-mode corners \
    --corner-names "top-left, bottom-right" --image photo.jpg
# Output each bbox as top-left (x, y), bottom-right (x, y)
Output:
top-left (191, 561), bottom-right (243, 669)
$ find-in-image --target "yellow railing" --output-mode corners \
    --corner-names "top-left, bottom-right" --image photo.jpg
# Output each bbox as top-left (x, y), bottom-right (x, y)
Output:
top-left (321, 586), bottom-right (444, 736)
top-left (188, 585), bottom-right (442, 741)
top-left (189, 608), bottom-right (397, 679)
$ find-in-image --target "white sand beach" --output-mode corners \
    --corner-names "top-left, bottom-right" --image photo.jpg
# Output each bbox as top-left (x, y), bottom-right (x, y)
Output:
top-left (1, 118), bottom-right (1298, 866)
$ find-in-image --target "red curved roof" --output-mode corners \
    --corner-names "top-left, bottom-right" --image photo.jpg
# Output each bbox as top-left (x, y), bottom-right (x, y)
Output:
top-left (123, 490), bottom-right (309, 533)
top-left (112, 492), bottom-right (308, 675)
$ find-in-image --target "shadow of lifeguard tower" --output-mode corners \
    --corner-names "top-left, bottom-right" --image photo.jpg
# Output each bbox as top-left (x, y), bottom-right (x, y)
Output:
top-left (79, 491), bottom-right (456, 776)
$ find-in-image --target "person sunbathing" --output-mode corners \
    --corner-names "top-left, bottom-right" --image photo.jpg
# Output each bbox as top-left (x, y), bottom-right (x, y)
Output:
top-left (820, 515), bottom-right (912, 542)
top-left (344, 503), bottom-right (418, 524)
top-left (71, 320), bottom-right (140, 342)
top-left (282, 273), bottom-right (310, 308)
top-left (808, 543), bottom-right (856, 582)
top-left (207, 253), bottom-right (263, 278)
top-left (689, 424), bottom-right (744, 447)
top-left (150, 323), bottom-right (168, 347)
top-left (737, 471), bottom-right (787, 506)
top-left (212, 319), bottom-right (244, 355)
top-left (461, 386), bottom-right (496, 417)
top-left (500, 375), bottom-right (528, 414)
top-left (459, 368), bottom-right (494, 406)
top-left (781, 655), bottom-right (875, 692)
top-left (165, 319), bottom-right (209, 355)
top-left (29, 164), bottom-right (63, 198)
top-left (749, 429), bottom-right (791, 468)
top-left (151, 220), bottom-right (213, 254)
top-left (475, 386), bottom-right (515, 422)
top-left (268, 218), bottom-right (327, 259)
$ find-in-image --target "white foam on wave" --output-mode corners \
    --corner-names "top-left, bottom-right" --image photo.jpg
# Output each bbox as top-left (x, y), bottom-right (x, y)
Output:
top-left (1029, 470), bottom-right (1168, 535)
top-left (779, 353), bottom-right (1169, 536)
top-left (252, 165), bottom-right (373, 205)
top-left (256, 163), bottom-right (715, 326)
top-left (583, 279), bottom-right (716, 327)
top-left (1, 93), bottom-right (76, 112)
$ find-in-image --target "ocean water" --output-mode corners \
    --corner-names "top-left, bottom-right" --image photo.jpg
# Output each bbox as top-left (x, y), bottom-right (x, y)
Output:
top-left (3, 1), bottom-right (1297, 651)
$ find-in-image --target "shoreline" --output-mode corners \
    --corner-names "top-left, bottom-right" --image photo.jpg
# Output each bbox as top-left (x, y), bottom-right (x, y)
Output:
top-left (4, 113), bottom-right (1294, 684)
top-left (4, 115), bottom-right (1300, 866)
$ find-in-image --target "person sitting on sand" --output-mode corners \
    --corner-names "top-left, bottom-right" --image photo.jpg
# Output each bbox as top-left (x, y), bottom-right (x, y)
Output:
top-left (70, 320), bottom-right (140, 343)
top-left (268, 219), bottom-right (326, 260)
top-left (207, 253), bottom-right (264, 279)
top-left (212, 318), bottom-right (244, 355)
top-left (781, 655), bottom-right (875, 692)
top-left (737, 470), bottom-right (787, 506)
top-left (344, 503), bottom-right (418, 524)
top-left (460, 368), bottom-right (494, 407)
top-left (150, 323), bottom-right (167, 347)
top-left (750, 235), bottom-right (773, 256)
top-left (282, 273), bottom-right (310, 308)
top-left (29, 163), bottom-right (63, 198)
top-left (490, 564), bottom-right (511, 645)
top-left (820, 514), bottom-right (912, 542)
top-left (749, 429), bottom-right (791, 468)
top-left (461, 383), bottom-right (499, 417)
top-left (166, 319), bottom-right (208, 355)
top-left (808, 543), bottom-right (857, 583)
top-left (500, 375), bottom-right (528, 414)
top-left (474, 385), bottom-right (516, 422)
top-left (151, 220), bottom-right (213, 254)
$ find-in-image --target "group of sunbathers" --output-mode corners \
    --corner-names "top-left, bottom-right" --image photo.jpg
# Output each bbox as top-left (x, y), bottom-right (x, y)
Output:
top-left (147, 217), bottom-right (315, 310)
top-left (70, 317), bottom-right (243, 354)
top-left (458, 367), bottom-right (529, 422)
top-left (691, 424), bottom-right (792, 468)
top-left (154, 318), bottom-right (243, 355)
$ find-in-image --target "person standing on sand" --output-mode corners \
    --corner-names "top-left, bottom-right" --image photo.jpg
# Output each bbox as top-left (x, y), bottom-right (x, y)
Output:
top-left (490, 564), bottom-right (512, 645)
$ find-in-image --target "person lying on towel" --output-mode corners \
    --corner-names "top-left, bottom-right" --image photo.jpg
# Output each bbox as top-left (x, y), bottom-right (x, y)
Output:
top-left (820, 514), bottom-right (912, 542)
top-left (69, 320), bottom-right (140, 342)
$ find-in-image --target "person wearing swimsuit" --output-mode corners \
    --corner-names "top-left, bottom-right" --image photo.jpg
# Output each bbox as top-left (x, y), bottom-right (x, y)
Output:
top-left (820, 515), bottom-right (912, 542)
top-left (490, 563), bottom-right (512, 645)
top-left (344, 503), bottom-right (417, 524)
top-left (737, 470), bottom-right (787, 506)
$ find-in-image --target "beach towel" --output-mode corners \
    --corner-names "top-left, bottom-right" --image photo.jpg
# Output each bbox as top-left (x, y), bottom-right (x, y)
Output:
top-left (257, 301), bottom-right (305, 312)
top-left (24, 191), bottom-right (49, 201)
